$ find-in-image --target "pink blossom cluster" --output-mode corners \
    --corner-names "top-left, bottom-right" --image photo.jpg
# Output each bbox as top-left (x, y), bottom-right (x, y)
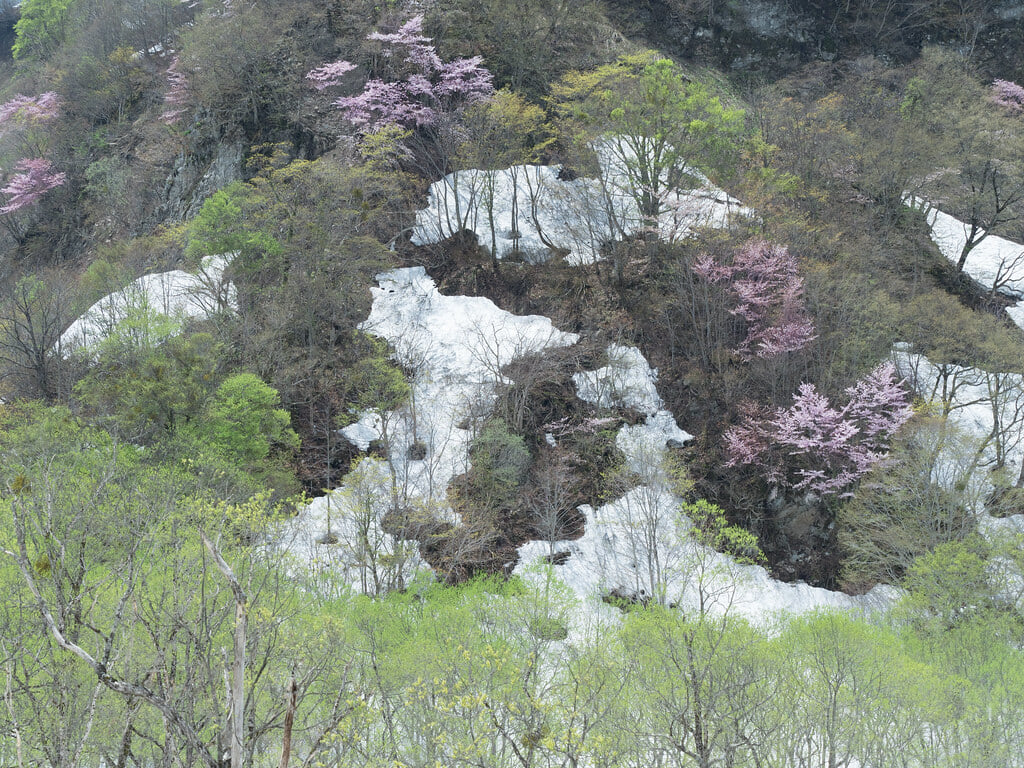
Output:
top-left (694, 240), bottom-right (816, 360)
top-left (305, 15), bottom-right (493, 130)
top-left (306, 60), bottom-right (356, 91)
top-left (992, 79), bottom-right (1024, 114)
top-left (1, 157), bottom-right (66, 214)
top-left (160, 55), bottom-right (190, 125)
top-left (724, 362), bottom-right (912, 497)
top-left (0, 92), bottom-right (62, 127)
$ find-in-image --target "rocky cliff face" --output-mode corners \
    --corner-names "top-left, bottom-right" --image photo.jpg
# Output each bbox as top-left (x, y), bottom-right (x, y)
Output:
top-left (605, 0), bottom-right (1024, 79)
top-left (157, 131), bottom-right (244, 225)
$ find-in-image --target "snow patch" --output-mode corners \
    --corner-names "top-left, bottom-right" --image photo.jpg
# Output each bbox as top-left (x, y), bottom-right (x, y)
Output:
top-left (285, 267), bottom-right (578, 593)
top-left (906, 197), bottom-right (1024, 327)
top-left (573, 344), bottom-right (663, 413)
top-left (60, 254), bottom-right (235, 353)
top-left (894, 347), bottom-right (1024, 556)
top-left (517, 342), bottom-right (897, 626)
top-left (516, 487), bottom-right (898, 629)
top-left (290, 268), bottom-right (895, 619)
top-left (413, 144), bottom-right (751, 264)
top-left (894, 348), bottom-right (1024, 503)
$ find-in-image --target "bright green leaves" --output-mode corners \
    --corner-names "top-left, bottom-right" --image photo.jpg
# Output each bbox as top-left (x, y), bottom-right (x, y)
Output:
top-left (201, 372), bottom-right (299, 465)
top-left (185, 183), bottom-right (284, 262)
top-left (345, 336), bottom-right (411, 416)
top-left (12, 0), bottom-right (76, 60)
top-left (684, 497), bottom-right (763, 566)
top-left (550, 50), bottom-right (745, 227)
top-left (902, 534), bottom-right (1004, 630)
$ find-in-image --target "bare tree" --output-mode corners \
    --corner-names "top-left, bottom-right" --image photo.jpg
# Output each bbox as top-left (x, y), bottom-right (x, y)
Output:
top-left (0, 273), bottom-right (74, 401)
top-left (526, 452), bottom-right (578, 557)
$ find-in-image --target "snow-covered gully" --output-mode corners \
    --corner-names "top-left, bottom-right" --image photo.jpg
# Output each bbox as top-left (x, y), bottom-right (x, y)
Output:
top-left (287, 267), bottom-right (898, 623)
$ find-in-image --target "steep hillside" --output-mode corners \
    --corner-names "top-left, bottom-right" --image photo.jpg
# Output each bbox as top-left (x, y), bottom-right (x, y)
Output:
top-left (2, 2), bottom-right (1024, 766)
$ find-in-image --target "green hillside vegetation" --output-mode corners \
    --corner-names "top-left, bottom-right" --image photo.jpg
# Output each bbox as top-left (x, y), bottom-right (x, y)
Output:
top-left (1, 0), bottom-right (1024, 764)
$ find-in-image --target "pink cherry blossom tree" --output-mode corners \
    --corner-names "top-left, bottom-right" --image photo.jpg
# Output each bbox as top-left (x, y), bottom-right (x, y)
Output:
top-left (0, 93), bottom-right (67, 241)
top-left (992, 79), bottom-right (1024, 114)
top-left (0, 92), bottom-right (62, 158)
top-left (725, 362), bottom-right (912, 497)
top-left (305, 14), bottom-right (494, 132)
top-left (0, 158), bottom-right (66, 242)
top-left (160, 55), bottom-right (191, 125)
top-left (694, 239), bottom-right (816, 360)
top-left (1, 158), bottom-right (66, 214)
top-left (0, 92), bottom-right (62, 127)
top-left (306, 61), bottom-right (356, 91)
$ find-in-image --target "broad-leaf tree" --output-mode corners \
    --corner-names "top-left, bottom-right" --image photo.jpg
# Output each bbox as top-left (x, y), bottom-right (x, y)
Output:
top-left (550, 51), bottom-right (745, 234)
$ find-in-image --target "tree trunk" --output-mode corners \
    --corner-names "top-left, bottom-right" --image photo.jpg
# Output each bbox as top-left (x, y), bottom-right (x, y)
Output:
top-left (279, 672), bottom-right (298, 768)
top-left (202, 533), bottom-right (247, 768)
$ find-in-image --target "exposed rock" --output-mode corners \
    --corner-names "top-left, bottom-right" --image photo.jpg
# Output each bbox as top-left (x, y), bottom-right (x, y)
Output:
top-left (157, 131), bottom-right (244, 223)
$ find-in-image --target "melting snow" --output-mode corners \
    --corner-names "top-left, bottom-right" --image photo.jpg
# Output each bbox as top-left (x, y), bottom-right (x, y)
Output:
top-left (572, 344), bottom-right (663, 413)
top-left (60, 254), bottom-right (234, 353)
top-left (288, 268), bottom-right (900, 617)
top-left (519, 341), bottom-right (897, 627)
top-left (894, 347), bottom-right (1024, 533)
top-left (412, 145), bottom-right (751, 264)
top-left (906, 197), bottom-right (1024, 328)
top-left (285, 267), bottom-right (578, 593)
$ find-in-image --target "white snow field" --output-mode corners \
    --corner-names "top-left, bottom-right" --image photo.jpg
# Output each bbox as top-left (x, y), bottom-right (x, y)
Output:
top-left (905, 197), bottom-right (1024, 328)
top-left (284, 267), bottom-right (579, 594)
top-left (60, 254), bottom-right (235, 353)
top-left (412, 145), bottom-right (751, 264)
top-left (894, 347), bottom-right (1024, 530)
top-left (287, 267), bottom-right (899, 618)
top-left (897, 201), bottom-right (1024, 558)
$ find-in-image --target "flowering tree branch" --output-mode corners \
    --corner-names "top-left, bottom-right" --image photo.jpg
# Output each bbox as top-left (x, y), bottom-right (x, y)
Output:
top-left (992, 79), bottom-right (1024, 114)
top-left (694, 239), bottom-right (816, 360)
top-left (305, 14), bottom-right (493, 132)
top-left (0, 91), bottom-right (66, 229)
top-left (1, 158), bottom-right (66, 214)
top-left (160, 55), bottom-right (190, 125)
top-left (0, 92), bottom-right (61, 127)
top-left (725, 362), bottom-right (912, 497)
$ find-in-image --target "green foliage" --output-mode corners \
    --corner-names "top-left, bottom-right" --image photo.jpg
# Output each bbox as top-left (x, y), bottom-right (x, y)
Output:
top-left (464, 419), bottom-right (530, 511)
top-left (458, 89), bottom-right (552, 170)
top-left (898, 290), bottom-right (1023, 373)
top-left (74, 322), bottom-right (223, 442)
top-left (0, 404), bottom-right (310, 766)
top-left (837, 416), bottom-right (977, 592)
top-left (683, 497), bottom-right (763, 565)
top-left (211, 151), bottom-right (403, 487)
top-left (551, 51), bottom-right (745, 223)
top-left (12, 0), bottom-right (77, 59)
top-left (185, 184), bottom-right (283, 261)
top-left (199, 372), bottom-right (299, 464)
top-left (901, 534), bottom-right (998, 629)
top-left (344, 335), bottom-right (411, 417)
top-left (9, 9), bottom-right (1024, 766)
top-left (83, 154), bottom-right (130, 207)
